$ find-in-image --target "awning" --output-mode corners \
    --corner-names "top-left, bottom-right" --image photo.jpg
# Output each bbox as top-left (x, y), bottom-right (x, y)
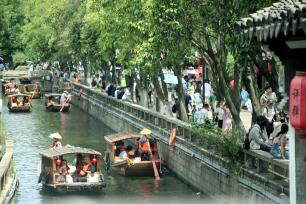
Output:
top-left (40, 145), bottom-right (102, 158)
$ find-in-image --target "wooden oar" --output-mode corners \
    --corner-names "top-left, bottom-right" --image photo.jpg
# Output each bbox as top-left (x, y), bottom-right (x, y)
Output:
top-left (148, 143), bottom-right (160, 180)
top-left (59, 98), bottom-right (69, 112)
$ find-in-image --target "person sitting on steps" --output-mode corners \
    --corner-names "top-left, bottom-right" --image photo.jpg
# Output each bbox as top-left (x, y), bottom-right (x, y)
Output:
top-left (249, 116), bottom-right (271, 152)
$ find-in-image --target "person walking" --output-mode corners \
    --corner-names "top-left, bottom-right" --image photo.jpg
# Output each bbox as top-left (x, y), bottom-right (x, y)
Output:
top-left (202, 79), bottom-right (211, 103)
top-left (222, 103), bottom-right (232, 134)
top-left (240, 86), bottom-right (250, 108)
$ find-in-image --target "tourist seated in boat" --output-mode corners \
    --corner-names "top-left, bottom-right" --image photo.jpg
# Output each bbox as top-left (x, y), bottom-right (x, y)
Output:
top-left (25, 85), bottom-right (30, 92)
top-left (118, 146), bottom-right (129, 159)
top-left (114, 140), bottom-right (125, 156)
top-left (33, 82), bottom-right (40, 92)
top-left (11, 96), bottom-right (20, 107)
top-left (13, 84), bottom-right (20, 93)
top-left (57, 160), bottom-right (69, 183)
top-left (75, 156), bottom-right (92, 182)
top-left (47, 96), bottom-right (55, 106)
top-left (23, 96), bottom-right (30, 106)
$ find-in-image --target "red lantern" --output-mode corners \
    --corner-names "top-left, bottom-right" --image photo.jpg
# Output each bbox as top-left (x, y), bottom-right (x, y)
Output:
top-left (268, 63), bottom-right (273, 73)
top-left (92, 157), bottom-right (97, 164)
top-left (290, 72), bottom-right (306, 130)
top-left (56, 159), bottom-right (61, 166)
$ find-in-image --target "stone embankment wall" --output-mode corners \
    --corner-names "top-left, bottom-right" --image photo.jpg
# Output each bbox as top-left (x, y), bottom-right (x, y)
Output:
top-left (71, 83), bottom-right (288, 204)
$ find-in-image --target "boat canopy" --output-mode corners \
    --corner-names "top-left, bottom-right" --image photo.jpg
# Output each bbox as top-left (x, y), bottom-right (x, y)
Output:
top-left (8, 94), bottom-right (31, 98)
top-left (104, 133), bottom-right (141, 143)
top-left (45, 93), bottom-right (62, 97)
top-left (40, 145), bottom-right (102, 158)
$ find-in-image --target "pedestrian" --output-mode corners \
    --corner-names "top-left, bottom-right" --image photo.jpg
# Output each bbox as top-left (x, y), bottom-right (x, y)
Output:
top-left (193, 90), bottom-right (202, 109)
top-left (184, 92), bottom-right (192, 118)
top-left (222, 103), bottom-right (232, 134)
top-left (263, 101), bottom-right (278, 138)
top-left (202, 79), bottom-right (211, 103)
top-left (182, 75), bottom-right (190, 91)
top-left (260, 85), bottom-right (277, 110)
top-left (148, 85), bottom-right (153, 105)
top-left (249, 116), bottom-right (271, 152)
top-left (240, 85), bottom-right (250, 108)
top-left (209, 89), bottom-right (216, 115)
top-left (122, 87), bottom-right (131, 101)
top-left (215, 101), bottom-right (224, 128)
top-left (193, 103), bottom-right (208, 125)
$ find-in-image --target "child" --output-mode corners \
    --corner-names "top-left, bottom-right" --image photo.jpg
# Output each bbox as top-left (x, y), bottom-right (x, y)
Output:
top-left (215, 101), bottom-right (224, 128)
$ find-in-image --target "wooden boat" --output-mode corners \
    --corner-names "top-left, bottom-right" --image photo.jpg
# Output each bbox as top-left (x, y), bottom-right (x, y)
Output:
top-left (104, 133), bottom-right (160, 177)
top-left (7, 94), bottom-right (31, 112)
top-left (3, 82), bottom-right (19, 95)
top-left (45, 93), bottom-right (70, 112)
top-left (38, 145), bottom-right (105, 193)
top-left (24, 83), bottom-right (41, 99)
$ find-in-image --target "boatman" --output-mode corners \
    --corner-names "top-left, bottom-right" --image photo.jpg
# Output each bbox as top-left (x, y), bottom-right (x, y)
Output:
top-left (139, 128), bottom-right (152, 161)
top-left (60, 90), bottom-right (70, 105)
top-left (49, 132), bottom-right (62, 148)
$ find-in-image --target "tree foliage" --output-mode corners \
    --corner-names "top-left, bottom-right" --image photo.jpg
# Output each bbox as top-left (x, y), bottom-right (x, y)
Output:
top-left (1, 0), bottom-right (280, 129)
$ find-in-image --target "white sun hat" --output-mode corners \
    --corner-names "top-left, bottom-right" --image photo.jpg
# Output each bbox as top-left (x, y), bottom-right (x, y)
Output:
top-left (49, 132), bottom-right (62, 139)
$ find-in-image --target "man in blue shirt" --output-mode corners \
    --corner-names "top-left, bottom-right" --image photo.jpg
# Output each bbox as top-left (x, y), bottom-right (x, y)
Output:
top-left (240, 86), bottom-right (250, 108)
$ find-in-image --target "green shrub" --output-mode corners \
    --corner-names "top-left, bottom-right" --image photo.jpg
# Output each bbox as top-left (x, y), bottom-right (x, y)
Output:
top-left (190, 123), bottom-right (243, 174)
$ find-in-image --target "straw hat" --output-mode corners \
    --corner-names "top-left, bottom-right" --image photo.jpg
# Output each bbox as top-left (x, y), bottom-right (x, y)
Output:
top-left (49, 132), bottom-right (62, 139)
top-left (140, 128), bottom-right (152, 135)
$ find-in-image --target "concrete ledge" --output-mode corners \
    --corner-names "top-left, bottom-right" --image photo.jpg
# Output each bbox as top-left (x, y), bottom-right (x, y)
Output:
top-left (0, 141), bottom-right (17, 204)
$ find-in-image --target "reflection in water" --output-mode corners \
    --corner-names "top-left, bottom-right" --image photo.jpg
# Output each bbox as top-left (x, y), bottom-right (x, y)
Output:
top-left (2, 98), bottom-right (202, 204)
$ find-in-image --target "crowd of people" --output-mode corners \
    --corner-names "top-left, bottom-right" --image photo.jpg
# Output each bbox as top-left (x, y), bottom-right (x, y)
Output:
top-left (247, 85), bottom-right (289, 160)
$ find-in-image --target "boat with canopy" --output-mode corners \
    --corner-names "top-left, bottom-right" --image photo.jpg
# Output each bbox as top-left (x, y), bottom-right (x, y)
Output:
top-left (38, 145), bottom-right (105, 193)
top-left (104, 132), bottom-right (161, 178)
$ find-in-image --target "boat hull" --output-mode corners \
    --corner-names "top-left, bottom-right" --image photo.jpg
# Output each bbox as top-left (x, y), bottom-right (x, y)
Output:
top-left (43, 182), bottom-right (105, 194)
top-left (112, 162), bottom-right (154, 177)
top-left (46, 104), bottom-right (70, 112)
top-left (8, 105), bottom-right (30, 112)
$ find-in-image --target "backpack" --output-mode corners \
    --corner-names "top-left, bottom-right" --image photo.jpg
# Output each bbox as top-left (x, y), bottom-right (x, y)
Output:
top-left (172, 104), bottom-right (177, 113)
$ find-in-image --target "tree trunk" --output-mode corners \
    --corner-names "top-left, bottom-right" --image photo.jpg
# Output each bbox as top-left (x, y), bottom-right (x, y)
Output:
top-left (246, 69), bottom-right (261, 123)
top-left (174, 68), bottom-right (188, 122)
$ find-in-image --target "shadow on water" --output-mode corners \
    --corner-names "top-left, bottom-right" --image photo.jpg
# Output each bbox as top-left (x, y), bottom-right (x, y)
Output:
top-left (2, 98), bottom-right (206, 204)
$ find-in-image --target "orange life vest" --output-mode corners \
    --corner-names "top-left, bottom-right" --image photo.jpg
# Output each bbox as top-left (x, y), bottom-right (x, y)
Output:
top-left (141, 141), bottom-right (150, 152)
top-left (80, 163), bottom-right (90, 176)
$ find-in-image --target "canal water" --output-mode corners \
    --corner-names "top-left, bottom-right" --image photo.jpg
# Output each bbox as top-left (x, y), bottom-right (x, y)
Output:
top-left (2, 98), bottom-right (205, 204)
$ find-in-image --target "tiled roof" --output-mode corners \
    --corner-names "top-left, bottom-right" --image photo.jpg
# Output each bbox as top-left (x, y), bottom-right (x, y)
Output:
top-left (235, 0), bottom-right (306, 42)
